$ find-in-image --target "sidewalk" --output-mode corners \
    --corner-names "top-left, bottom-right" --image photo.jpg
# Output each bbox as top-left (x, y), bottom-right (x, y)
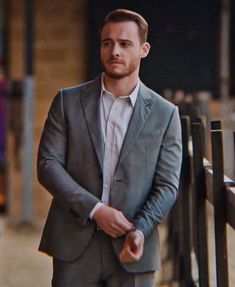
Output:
top-left (0, 215), bottom-right (163, 287)
top-left (0, 216), bottom-right (167, 287)
top-left (0, 214), bottom-right (234, 287)
top-left (0, 216), bottom-right (52, 287)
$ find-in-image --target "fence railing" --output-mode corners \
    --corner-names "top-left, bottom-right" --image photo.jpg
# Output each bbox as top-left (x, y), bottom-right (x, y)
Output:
top-left (161, 116), bottom-right (235, 287)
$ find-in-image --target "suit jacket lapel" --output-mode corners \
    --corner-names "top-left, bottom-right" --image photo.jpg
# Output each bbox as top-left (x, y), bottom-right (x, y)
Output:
top-left (81, 76), bottom-right (104, 171)
top-left (116, 82), bottom-right (154, 169)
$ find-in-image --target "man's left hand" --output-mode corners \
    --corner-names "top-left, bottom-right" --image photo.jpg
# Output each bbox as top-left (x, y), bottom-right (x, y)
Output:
top-left (119, 231), bottom-right (144, 263)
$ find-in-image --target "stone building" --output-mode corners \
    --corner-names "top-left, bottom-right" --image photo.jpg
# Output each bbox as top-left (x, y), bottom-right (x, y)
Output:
top-left (1, 0), bottom-right (88, 223)
top-left (0, 0), bottom-right (234, 224)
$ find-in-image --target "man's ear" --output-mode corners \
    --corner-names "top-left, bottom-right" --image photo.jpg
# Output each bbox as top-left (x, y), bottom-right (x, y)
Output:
top-left (141, 42), bottom-right (151, 58)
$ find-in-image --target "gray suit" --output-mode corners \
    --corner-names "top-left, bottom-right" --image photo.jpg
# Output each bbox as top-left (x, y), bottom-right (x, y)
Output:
top-left (37, 75), bottom-right (182, 274)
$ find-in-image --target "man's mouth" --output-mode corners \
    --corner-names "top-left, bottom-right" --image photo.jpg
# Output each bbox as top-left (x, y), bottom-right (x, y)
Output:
top-left (108, 59), bottom-right (124, 65)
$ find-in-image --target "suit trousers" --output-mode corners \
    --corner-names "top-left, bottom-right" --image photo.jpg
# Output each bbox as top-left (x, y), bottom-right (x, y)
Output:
top-left (52, 229), bottom-right (155, 287)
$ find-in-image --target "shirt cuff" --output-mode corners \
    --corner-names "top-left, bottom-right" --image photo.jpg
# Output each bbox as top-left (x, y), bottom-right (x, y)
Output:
top-left (134, 229), bottom-right (145, 242)
top-left (89, 202), bottom-right (104, 219)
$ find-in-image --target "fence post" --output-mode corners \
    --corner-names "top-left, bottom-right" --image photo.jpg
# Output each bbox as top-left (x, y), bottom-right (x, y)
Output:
top-left (211, 120), bottom-right (222, 130)
top-left (180, 116), bottom-right (194, 286)
top-left (192, 122), bottom-right (209, 287)
top-left (211, 121), bottom-right (229, 287)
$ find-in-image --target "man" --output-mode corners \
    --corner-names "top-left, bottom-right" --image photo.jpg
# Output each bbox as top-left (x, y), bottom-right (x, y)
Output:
top-left (38, 9), bottom-right (182, 287)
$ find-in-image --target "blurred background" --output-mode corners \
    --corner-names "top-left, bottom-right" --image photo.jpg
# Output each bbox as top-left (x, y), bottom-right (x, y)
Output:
top-left (0, 0), bottom-right (234, 286)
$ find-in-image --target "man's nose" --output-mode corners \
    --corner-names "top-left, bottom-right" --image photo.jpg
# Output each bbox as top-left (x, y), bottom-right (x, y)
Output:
top-left (111, 44), bottom-right (120, 57)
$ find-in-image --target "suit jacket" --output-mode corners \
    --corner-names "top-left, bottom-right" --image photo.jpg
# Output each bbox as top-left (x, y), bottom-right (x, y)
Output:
top-left (37, 75), bottom-right (182, 273)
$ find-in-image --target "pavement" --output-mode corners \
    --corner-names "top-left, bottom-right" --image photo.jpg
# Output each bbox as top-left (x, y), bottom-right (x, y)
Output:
top-left (0, 215), bottom-right (163, 287)
top-left (0, 214), bottom-right (234, 287)
top-left (0, 216), bottom-right (52, 287)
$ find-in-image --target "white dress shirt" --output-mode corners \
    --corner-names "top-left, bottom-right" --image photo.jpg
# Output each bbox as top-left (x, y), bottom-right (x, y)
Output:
top-left (90, 77), bottom-right (135, 201)
top-left (90, 76), bottom-right (139, 214)
top-left (100, 80), bottom-right (139, 201)
top-left (90, 76), bottom-right (144, 240)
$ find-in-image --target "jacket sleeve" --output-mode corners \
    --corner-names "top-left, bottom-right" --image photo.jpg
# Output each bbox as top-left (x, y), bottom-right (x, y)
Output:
top-left (134, 107), bottom-right (182, 237)
top-left (37, 90), bottom-right (100, 225)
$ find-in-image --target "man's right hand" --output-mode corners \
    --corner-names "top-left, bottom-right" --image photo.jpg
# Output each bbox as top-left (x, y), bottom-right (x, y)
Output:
top-left (93, 205), bottom-right (133, 238)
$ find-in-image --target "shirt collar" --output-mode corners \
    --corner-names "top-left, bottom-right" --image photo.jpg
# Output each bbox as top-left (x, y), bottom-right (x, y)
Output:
top-left (101, 74), bottom-right (140, 107)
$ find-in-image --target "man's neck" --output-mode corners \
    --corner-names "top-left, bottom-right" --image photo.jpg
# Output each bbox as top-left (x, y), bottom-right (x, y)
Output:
top-left (103, 73), bottom-right (139, 97)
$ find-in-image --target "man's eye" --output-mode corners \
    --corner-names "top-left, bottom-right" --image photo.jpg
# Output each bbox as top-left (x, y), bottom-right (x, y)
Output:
top-left (121, 42), bottom-right (129, 47)
top-left (120, 42), bottom-right (130, 47)
top-left (103, 41), bottom-right (111, 47)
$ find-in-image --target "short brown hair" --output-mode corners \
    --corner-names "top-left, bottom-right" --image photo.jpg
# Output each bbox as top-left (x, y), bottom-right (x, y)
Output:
top-left (100, 9), bottom-right (148, 43)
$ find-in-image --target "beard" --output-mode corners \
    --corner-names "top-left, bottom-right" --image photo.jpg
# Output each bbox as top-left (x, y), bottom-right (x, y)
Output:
top-left (101, 58), bottom-right (139, 79)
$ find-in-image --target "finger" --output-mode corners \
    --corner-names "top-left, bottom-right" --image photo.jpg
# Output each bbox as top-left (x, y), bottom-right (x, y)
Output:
top-left (119, 213), bottom-right (133, 228)
top-left (106, 223), bottom-right (128, 236)
top-left (114, 218), bottom-right (133, 233)
top-left (99, 224), bottom-right (119, 238)
top-left (98, 214), bottom-right (132, 237)
top-left (100, 223), bottom-right (126, 238)
top-left (127, 241), bottom-right (143, 258)
top-left (119, 235), bottom-right (143, 262)
top-left (121, 244), bottom-right (136, 258)
top-left (120, 249), bottom-right (139, 263)
top-left (114, 226), bottom-right (131, 236)
top-left (130, 238), bottom-right (140, 252)
top-left (109, 219), bottom-right (133, 235)
top-left (119, 245), bottom-right (132, 261)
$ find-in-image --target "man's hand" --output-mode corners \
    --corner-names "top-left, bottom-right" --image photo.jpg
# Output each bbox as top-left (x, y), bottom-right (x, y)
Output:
top-left (93, 205), bottom-right (133, 238)
top-left (119, 231), bottom-right (144, 263)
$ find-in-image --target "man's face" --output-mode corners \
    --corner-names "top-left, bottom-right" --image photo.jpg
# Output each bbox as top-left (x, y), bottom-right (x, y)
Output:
top-left (100, 21), bottom-right (149, 79)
